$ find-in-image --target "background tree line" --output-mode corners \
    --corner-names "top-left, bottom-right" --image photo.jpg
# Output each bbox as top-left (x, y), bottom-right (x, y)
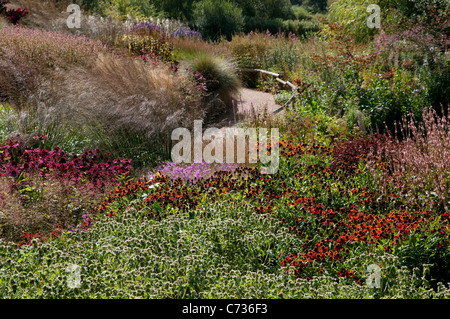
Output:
top-left (79, 0), bottom-right (328, 40)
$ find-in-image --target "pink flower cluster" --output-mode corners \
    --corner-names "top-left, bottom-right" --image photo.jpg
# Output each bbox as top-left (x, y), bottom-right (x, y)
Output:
top-left (149, 161), bottom-right (239, 183)
top-left (0, 24), bottom-right (106, 68)
top-left (0, 139), bottom-right (132, 185)
top-left (367, 107), bottom-right (450, 212)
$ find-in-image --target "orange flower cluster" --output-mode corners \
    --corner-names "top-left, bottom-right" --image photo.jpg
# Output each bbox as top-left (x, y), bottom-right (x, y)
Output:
top-left (279, 141), bottom-right (331, 158)
top-left (18, 226), bottom-right (62, 248)
top-left (96, 178), bottom-right (160, 214)
top-left (280, 192), bottom-right (449, 279)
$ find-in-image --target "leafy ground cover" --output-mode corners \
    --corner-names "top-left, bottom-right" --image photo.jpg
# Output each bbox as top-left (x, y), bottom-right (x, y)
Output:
top-left (0, 0), bottom-right (449, 299)
top-left (1, 128), bottom-right (449, 298)
top-left (2, 134), bottom-right (450, 294)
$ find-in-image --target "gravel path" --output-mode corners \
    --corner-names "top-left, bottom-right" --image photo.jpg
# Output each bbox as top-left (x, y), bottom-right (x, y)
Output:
top-left (235, 88), bottom-right (283, 115)
top-left (205, 87), bottom-right (285, 129)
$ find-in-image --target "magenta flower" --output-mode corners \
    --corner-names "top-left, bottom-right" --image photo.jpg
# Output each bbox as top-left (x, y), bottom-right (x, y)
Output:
top-left (32, 134), bottom-right (48, 140)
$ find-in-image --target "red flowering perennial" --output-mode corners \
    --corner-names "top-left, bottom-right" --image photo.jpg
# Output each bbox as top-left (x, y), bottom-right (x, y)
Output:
top-left (0, 1), bottom-right (28, 25)
top-left (280, 193), bottom-right (449, 280)
top-left (0, 139), bottom-right (132, 187)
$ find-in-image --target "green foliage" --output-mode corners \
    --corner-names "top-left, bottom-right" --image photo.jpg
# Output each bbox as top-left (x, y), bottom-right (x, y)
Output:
top-left (242, 16), bottom-right (283, 34)
top-left (0, 201), bottom-right (299, 298)
top-left (328, 0), bottom-right (381, 42)
top-left (379, 0), bottom-right (450, 18)
top-left (281, 19), bottom-right (321, 36)
top-left (328, 0), bottom-right (449, 42)
top-left (232, 0), bottom-right (294, 19)
top-left (391, 220), bottom-right (450, 290)
top-left (1, 198), bottom-right (448, 298)
top-left (304, 0), bottom-right (328, 13)
top-left (83, 0), bottom-right (159, 21)
top-left (116, 33), bottom-right (175, 63)
top-left (2, 0), bottom-right (449, 300)
top-left (292, 5), bottom-right (312, 20)
top-left (192, 0), bottom-right (244, 41)
top-left (149, 0), bottom-right (196, 21)
top-left (0, 104), bottom-right (16, 142)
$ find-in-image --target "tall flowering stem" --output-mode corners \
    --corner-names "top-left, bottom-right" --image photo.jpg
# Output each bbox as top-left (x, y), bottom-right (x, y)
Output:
top-left (367, 107), bottom-right (450, 212)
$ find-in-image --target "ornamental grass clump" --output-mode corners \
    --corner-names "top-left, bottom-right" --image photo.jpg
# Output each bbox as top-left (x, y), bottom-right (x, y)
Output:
top-left (0, 24), bottom-right (107, 110)
top-left (367, 107), bottom-right (450, 212)
top-left (187, 53), bottom-right (241, 108)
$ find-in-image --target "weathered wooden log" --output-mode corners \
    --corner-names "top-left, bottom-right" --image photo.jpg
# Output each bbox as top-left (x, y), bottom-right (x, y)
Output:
top-left (237, 67), bottom-right (300, 113)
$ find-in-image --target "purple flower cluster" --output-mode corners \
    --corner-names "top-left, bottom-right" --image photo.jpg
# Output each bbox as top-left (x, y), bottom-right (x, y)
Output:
top-left (131, 21), bottom-right (202, 40)
top-left (373, 26), bottom-right (438, 58)
top-left (0, 139), bottom-right (132, 184)
top-left (131, 21), bottom-right (166, 36)
top-left (149, 161), bottom-right (239, 183)
top-left (171, 27), bottom-right (202, 40)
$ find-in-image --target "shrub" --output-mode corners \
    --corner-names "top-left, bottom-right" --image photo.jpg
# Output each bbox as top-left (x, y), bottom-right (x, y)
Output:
top-left (116, 22), bottom-right (175, 63)
top-left (95, 0), bottom-right (157, 21)
top-left (359, 67), bottom-right (429, 132)
top-left (301, 0), bottom-right (328, 13)
top-left (380, 0), bottom-right (450, 19)
top-left (229, 32), bottom-right (269, 69)
top-left (243, 16), bottom-right (283, 34)
top-left (327, 0), bottom-right (381, 42)
top-left (330, 134), bottom-right (389, 174)
top-left (281, 19), bottom-right (321, 37)
top-left (291, 5), bottom-right (312, 20)
top-left (328, 0), bottom-right (449, 42)
top-left (192, 0), bottom-right (244, 41)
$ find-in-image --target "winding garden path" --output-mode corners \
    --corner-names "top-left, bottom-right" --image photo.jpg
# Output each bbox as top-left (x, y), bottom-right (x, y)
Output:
top-left (235, 88), bottom-right (283, 116)
top-left (208, 87), bottom-right (284, 128)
